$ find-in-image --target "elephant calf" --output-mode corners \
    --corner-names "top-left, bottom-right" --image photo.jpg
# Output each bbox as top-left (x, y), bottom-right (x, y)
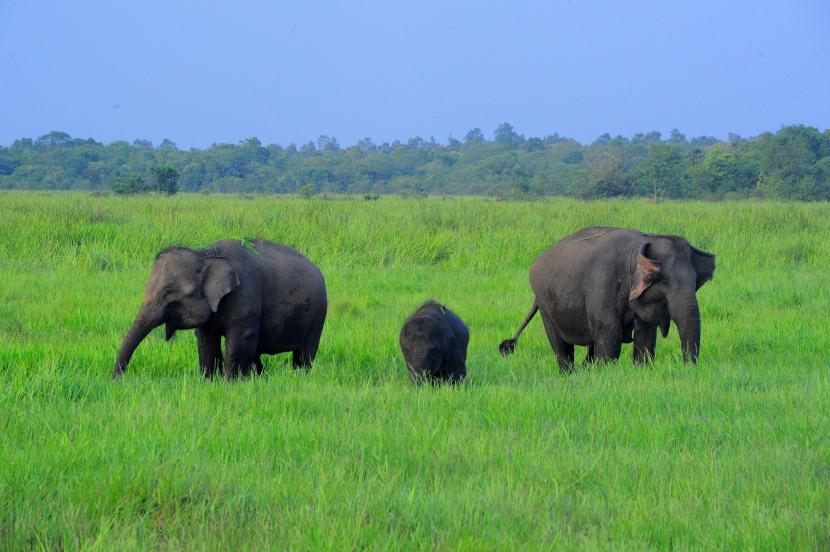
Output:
top-left (500, 227), bottom-right (715, 370)
top-left (400, 301), bottom-right (469, 384)
top-left (113, 239), bottom-right (327, 379)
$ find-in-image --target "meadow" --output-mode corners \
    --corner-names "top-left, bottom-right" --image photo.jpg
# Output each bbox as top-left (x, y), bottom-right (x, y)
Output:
top-left (0, 191), bottom-right (828, 550)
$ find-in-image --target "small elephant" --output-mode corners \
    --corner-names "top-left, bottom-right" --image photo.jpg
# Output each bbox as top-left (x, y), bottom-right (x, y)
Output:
top-left (500, 227), bottom-right (715, 370)
top-left (400, 301), bottom-right (469, 384)
top-left (113, 239), bottom-right (327, 379)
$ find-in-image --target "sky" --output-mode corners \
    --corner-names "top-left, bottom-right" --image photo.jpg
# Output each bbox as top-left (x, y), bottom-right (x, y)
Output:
top-left (1, 0), bottom-right (828, 148)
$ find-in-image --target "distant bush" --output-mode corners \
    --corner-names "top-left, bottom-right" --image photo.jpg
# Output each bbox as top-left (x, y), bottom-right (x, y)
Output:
top-left (149, 163), bottom-right (179, 195)
top-left (298, 184), bottom-right (316, 199)
top-left (112, 173), bottom-right (150, 195)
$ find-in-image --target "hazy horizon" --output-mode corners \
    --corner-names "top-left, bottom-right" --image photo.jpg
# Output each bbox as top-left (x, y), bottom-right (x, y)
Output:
top-left (1, 1), bottom-right (828, 148)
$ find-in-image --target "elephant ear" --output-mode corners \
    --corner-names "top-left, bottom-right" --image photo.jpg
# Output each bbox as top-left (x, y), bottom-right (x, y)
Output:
top-left (202, 257), bottom-right (240, 312)
top-left (690, 246), bottom-right (715, 290)
top-left (629, 241), bottom-right (662, 302)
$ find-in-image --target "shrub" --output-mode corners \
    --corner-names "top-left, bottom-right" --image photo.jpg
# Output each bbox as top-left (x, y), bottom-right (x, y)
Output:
top-left (112, 173), bottom-right (150, 195)
top-left (298, 184), bottom-right (316, 199)
top-left (149, 163), bottom-right (179, 195)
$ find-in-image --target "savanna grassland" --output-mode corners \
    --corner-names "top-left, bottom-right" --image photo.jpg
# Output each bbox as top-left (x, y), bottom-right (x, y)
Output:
top-left (0, 192), bottom-right (828, 550)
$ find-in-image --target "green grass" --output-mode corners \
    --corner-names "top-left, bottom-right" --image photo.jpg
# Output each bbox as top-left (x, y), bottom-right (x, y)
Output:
top-left (1, 191), bottom-right (828, 550)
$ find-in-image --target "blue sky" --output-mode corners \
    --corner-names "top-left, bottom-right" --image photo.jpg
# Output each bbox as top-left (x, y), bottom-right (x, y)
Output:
top-left (1, 0), bottom-right (828, 147)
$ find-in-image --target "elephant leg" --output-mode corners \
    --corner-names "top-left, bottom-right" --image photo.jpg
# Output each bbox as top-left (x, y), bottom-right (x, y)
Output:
top-left (539, 309), bottom-right (574, 373)
top-left (196, 326), bottom-right (222, 379)
top-left (223, 326), bottom-right (259, 380)
top-left (292, 339), bottom-right (319, 370)
top-left (254, 356), bottom-right (265, 375)
top-left (586, 345), bottom-right (595, 363)
top-left (292, 313), bottom-right (324, 370)
top-left (633, 324), bottom-right (657, 364)
top-left (592, 325), bottom-right (623, 362)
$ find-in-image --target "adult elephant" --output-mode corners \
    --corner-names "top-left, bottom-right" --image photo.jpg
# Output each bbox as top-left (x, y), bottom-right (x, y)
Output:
top-left (499, 227), bottom-right (715, 370)
top-left (112, 239), bottom-right (327, 379)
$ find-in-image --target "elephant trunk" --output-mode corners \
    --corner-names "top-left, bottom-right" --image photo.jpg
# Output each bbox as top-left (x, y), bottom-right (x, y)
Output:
top-left (668, 290), bottom-right (701, 363)
top-left (112, 304), bottom-right (163, 378)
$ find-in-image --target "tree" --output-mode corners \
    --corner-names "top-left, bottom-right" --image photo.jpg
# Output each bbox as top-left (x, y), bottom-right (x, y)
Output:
top-left (35, 131), bottom-right (73, 147)
top-left (632, 144), bottom-right (690, 199)
top-left (494, 122), bottom-right (520, 147)
top-left (132, 139), bottom-right (154, 149)
top-left (407, 136), bottom-right (427, 150)
top-left (752, 125), bottom-right (827, 199)
top-left (317, 135), bottom-right (340, 153)
top-left (508, 162), bottom-right (532, 196)
top-left (631, 131), bottom-right (662, 144)
top-left (593, 133), bottom-right (612, 146)
top-left (668, 129), bottom-right (687, 144)
top-left (579, 154), bottom-right (631, 198)
top-left (543, 133), bottom-right (566, 145)
top-left (112, 173), bottom-right (149, 194)
top-left (690, 136), bottom-right (719, 146)
top-left (0, 149), bottom-right (20, 176)
top-left (523, 137), bottom-right (545, 152)
top-left (159, 139), bottom-right (178, 151)
top-left (563, 150), bottom-right (584, 164)
top-left (149, 163), bottom-right (179, 194)
top-left (693, 145), bottom-right (756, 197)
top-left (464, 128), bottom-right (484, 144)
top-left (356, 137), bottom-right (376, 153)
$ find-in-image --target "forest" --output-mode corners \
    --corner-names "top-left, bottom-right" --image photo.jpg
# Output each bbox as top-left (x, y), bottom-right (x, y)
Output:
top-left (1, 123), bottom-right (829, 200)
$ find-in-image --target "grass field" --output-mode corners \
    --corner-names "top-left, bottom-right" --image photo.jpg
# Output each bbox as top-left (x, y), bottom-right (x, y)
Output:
top-left (1, 191), bottom-right (829, 550)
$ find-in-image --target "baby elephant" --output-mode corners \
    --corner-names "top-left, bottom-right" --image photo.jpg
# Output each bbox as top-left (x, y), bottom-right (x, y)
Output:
top-left (400, 301), bottom-right (469, 384)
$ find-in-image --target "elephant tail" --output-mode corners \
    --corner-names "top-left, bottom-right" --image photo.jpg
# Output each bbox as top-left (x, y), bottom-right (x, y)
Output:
top-left (499, 302), bottom-right (539, 356)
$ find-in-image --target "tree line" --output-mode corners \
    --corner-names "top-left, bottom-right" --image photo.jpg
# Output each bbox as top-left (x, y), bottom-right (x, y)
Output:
top-left (1, 124), bottom-right (828, 200)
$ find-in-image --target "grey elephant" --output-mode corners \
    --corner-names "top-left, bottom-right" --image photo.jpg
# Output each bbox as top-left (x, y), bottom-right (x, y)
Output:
top-left (113, 239), bottom-right (327, 379)
top-left (400, 301), bottom-right (469, 384)
top-left (500, 227), bottom-right (715, 370)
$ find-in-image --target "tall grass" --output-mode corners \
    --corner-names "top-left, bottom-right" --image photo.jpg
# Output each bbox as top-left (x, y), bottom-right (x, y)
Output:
top-left (1, 192), bottom-right (828, 549)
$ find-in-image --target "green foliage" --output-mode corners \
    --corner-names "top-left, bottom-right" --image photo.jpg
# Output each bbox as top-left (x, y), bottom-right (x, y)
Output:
top-left (631, 143), bottom-right (692, 199)
top-left (298, 183), bottom-right (316, 199)
top-left (579, 154), bottom-right (631, 198)
top-left (149, 163), bottom-right (179, 195)
top-left (111, 172), bottom-right (149, 195)
top-left (0, 193), bottom-right (828, 548)
top-left (1, 125), bottom-right (829, 200)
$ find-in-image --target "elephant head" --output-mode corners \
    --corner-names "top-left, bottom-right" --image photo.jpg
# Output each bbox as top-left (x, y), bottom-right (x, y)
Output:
top-left (400, 317), bottom-right (458, 382)
top-left (112, 247), bottom-right (239, 378)
top-left (628, 236), bottom-right (715, 362)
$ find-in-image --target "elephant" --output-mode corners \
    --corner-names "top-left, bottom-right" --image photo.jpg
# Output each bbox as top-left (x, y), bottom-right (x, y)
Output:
top-left (112, 239), bottom-right (327, 379)
top-left (499, 227), bottom-right (715, 370)
top-left (400, 301), bottom-right (469, 384)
